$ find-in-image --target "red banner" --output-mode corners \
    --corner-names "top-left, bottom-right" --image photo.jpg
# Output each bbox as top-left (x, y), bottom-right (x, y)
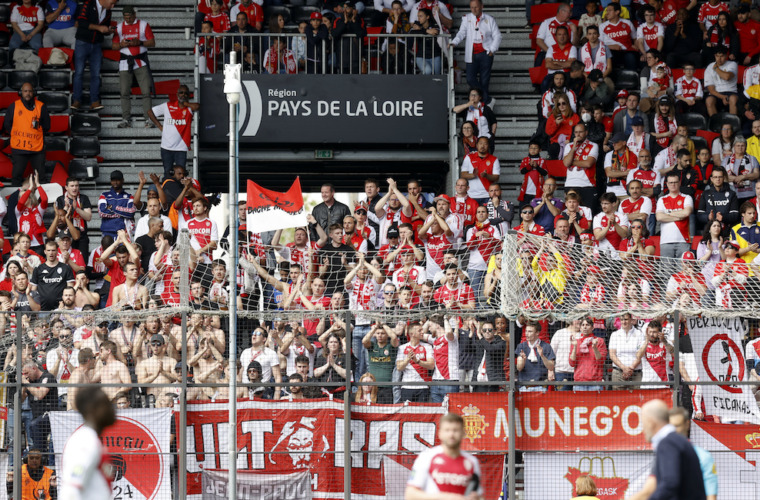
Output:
top-left (449, 390), bottom-right (672, 451)
top-left (183, 400), bottom-right (503, 499)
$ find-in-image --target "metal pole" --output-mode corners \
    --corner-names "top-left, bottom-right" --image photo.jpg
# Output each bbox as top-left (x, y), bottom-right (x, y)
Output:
top-left (193, 36), bottom-right (200, 180)
top-left (508, 320), bottom-right (516, 500)
top-left (446, 40), bottom-right (457, 194)
top-left (673, 312), bottom-right (680, 409)
top-left (178, 229), bottom-right (191, 499)
top-left (13, 313), bottom-right (22, 500)
top-left (226, 50), bottom-right (240, 500)
top-left (344, 310), bottom-right (352, 500)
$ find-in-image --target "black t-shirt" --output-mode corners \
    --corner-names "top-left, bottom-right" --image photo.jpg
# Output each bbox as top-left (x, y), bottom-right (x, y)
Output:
top-left (319, 242), bottom-right (355, 295)
top-left (14, 290), bottom-right (39, 312)
top-left (29, 370), bottom-right (59, 418)
top-left (31, 262), bottom-right (75, 310)
top-left (136, 233), bottom-right (158, 273)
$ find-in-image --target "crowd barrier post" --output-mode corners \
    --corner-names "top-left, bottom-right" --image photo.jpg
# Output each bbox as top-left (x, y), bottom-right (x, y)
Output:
top-left (508, 319), bottom-right (517, 500)
top-left (343, 309), bottom-right (353, 500)
top-left (673, 311), bottom-right (680, 409)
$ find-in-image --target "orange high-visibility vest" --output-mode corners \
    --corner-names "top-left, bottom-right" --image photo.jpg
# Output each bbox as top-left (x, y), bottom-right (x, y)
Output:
top-left (10, 99), bottom-right (44, 152)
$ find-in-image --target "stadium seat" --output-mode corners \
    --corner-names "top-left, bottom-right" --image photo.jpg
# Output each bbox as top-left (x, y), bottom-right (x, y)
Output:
top-left (8, 71), bottom-right (38, 91)
top-left (696, 128), bottom-right (719, 146)
top-left (70, 114), bottom-right (101, 136)
top-left (362, 9), bottom-right (385, 27)
top-left (612, 70), bottom-right (639, 91)
top-left (289, 0), bottom-right (306, 6)
top-left (265, 6), bottom-right (292, 25)
top-left (676, 113), bottom-right (707, 134)
top-left (0, 4), bottom-right (9, 24)
top-left (68, 158), bottom-right (99, 180)
top-left (544, 159), bottom-right (566, 178)
top-left (708, 112), bottom-right (741, 134)
top-left (0, 71), bottom-right (5, 90)
top-left (691, 136), bottom-right (707, 152)
top-left (0, 32), bottom-right (8, 49)
top-left (0, 48), bottom-right (7, 69)
top-left (49, 115), bottom-right (71, 135)
top-left (39, 70), bottom-right (71, 91)
top-left (44, 136), bottom-right (68, 152)
top-left (38, 92), bottom-right (69, 113)
top-left (293, 6), bottom-right (320, 23)
top-left (305, 0), bottom-right (320, 6)
top-left (529, 66), bottom-right (548, 85)
top-left (530, 3), bottom-right (560, 24)
top-left (0, 92), bottom-right (16, 111)
top-left (671, 68), bottom-right (705, 81)
top-left (69, 136), bottom-right (100, 157)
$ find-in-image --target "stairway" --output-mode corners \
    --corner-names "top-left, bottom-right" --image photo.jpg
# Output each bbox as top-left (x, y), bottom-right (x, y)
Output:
top-left (450, 0), bottom-right (535, 201)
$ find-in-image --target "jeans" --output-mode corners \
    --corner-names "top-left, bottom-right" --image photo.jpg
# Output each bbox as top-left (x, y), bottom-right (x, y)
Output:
top-left (29, 414), bottom-right (51, 460)
top-left (555, 371), bottom-right (574, 391)
top-left (352, 324), bottom-right (371, 381)
top-left (73, 39), bottom-right (103, 104)
top-left (415, 56), bottom-right (442, 75)
top-left (660, 242), bottom-right (691, 277)
top-left (466, 52), bottom-right (494, 104)
top-left (119, 65), bottom-right (153, 121)
top-left (469, 269), bottom-right (487, 309)
top-left (161, 148), bottom-right (188, 180)
top-left (11, 150), bottom-right (45, 187)
top-left (430, 384), bottom-right (459, 403)
top-left (9, 29), bottom-right (42, 55)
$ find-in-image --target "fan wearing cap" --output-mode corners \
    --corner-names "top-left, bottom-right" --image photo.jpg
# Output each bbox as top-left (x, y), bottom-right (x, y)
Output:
top-left (612, 89), bottom-right (629, 119)
top-left (582, 69), bottom-right (613, 108)
top-left (704, 45), bottom-right (739, 117)
top-left (605, 132), bottom-right (638, 199)
top-left (305, 11), bottom-right (329, 73)
top-left (98, 170), bottom-right (136, 239)
top-left (55, 229), bottom-right (85, 274)
top-left (136, 334), bottom-right (180, 398)
top-left (665, 251), bottom-right (707, 305)
top-left (712, 239), bottom-right (749, 308)
top-left (515, 204), bottom-right (546, 237)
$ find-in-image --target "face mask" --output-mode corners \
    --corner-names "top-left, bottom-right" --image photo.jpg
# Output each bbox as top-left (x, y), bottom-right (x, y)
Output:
top-left (581, 112), bottom-right (592, 122)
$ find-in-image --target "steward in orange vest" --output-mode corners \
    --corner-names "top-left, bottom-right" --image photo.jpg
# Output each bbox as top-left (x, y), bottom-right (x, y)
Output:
top-left (16, 449), bottom-right (56, 500)
top-left (3, 82), bottom-right (50, 187)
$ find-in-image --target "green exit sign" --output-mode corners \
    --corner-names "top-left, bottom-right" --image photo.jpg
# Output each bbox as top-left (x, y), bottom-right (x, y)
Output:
top-left (315, 149), bottom-right (333, 159)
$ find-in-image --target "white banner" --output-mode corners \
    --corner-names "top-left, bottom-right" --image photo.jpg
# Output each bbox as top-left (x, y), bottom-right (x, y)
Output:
top-left (201, 469), bottom-right (312, 500)
top-left (50, 409), bottom-right (172, 500)
top-left (692, 421), bottom-right (757, 500)
top-left (687, 317), bottom-right (760, 424)
top-left (523, 452), bottom-right (652, 500)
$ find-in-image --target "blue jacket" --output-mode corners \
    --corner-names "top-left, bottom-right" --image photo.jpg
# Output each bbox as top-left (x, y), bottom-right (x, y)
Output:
top-left (650, 431), bottom-right (706, 500)
top-left (98, 188), bottom-right (135, 236)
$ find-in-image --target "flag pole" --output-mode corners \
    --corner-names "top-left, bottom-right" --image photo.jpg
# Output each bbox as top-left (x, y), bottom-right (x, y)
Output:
top-left (224, 51), bottom-right (242, 499)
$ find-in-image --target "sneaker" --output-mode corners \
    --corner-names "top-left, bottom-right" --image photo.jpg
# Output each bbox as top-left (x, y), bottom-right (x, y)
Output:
top-left (524, 22), bottom-right (532, 29)
top-left (487, 97), bottom-right (496, 109)
top-left (90, 101), bottom-right (104, 111)
top-left (144, 121), bottom-right (154, 128)
top-left (117, 120), bottom-right (131, 128)
top-left (70, 101), bottom-right (81, 110)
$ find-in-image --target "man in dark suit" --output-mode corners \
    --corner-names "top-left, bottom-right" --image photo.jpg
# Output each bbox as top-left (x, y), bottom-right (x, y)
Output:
top-left (639, 400), bottom-right (706, 500)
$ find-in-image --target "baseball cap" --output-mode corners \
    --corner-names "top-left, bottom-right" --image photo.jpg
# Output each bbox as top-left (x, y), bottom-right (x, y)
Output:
top-left (111, 170), bottom-right (124, 181)
top-left (150, 334), bottom-right (165, 345)
top-left (724, 240), bottom-right (740, 250)
top-left (682, 251), bottom-right (696, 260)
top-left (631, 116), bottom-right (644, 126)
top-left (658, 95), bottom-right (672, 104)
top-left (56, 229), bottom-right (72, 240)
top-left (354, 201), bottom-right (368, 213)
top-left (588, 69), bottom-right (603, 82)
top-left (247, 360), bottom-right (263, 373)
top-left (310, 11), bottom-right (323, 19)
top-left (433, 194), bottom-right (451, 205)
top-left (612, 132), bottom-right (628, 143)
top-left (617, 89), bottom-right (629, 99)
top-left (398, 245), bottom-right (414, 255)
top-left (387, 227), bottom-right (400, 239)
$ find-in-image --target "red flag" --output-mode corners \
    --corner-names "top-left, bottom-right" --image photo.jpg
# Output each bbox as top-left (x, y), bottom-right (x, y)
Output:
top-left (246, 177), bottom-right (308, 232)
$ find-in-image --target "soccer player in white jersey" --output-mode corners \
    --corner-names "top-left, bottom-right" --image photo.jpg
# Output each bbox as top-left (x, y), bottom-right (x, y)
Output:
top-left (405, 412), bottom-right (483, 500)
top-left (60, 387), bottom-right (117, 500)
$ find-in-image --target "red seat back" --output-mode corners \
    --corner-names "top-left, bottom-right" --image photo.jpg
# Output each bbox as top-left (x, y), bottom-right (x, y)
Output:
top-left (530, 3), bottom-right (560, 24)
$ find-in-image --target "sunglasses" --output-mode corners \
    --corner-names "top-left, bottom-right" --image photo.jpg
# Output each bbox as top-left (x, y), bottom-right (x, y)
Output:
top-left (151, 342), bottom-right (163, 346)
top-left (522, 210), bottom-right (533, 215)
top-left (252, 331), bottom-right (265, 336)
top-left (383, 290), bottom-right (395, 295)
top-left (482, 328), bottom-right (494, 332)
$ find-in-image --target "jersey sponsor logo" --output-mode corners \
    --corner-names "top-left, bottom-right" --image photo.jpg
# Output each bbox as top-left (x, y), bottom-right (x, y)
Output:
top-left (169, 118), bottom-right (187, 126)
top-left (604, 28), bottom-right (630, 39)
top-left (430, 469), bottom-right (470, 487)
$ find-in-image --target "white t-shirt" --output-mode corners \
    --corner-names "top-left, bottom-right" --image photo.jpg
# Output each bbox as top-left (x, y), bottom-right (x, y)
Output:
top-left (562, 141), bottom-right (599, 188)
top-left (46, 347), bottom-right (79, 396)
top-left (60, 425), bottom-right (114, 500)
top-left (284, 343), bottom-right (314, 376)
top-left (240, 346), bottom-right (279, 383)
top-left (133, 214), bottom-right (173, 240)
top-left (608, 327), bottom-right (644, 367)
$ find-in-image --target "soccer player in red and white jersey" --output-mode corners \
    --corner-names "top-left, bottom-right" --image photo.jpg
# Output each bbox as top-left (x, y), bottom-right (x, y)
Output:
top-left (635, 320), bottom-right (674, 389)
top-left (593, 192), bottom-right (630, 257)
top-left (698, 0), bottom-right (728, 34)
top-left (112, 7), bottom-right (155, 128)
top-left (396, 322), bottom-right (434, 403)
top-left (405, 412), bottom-right (483, 500)
top-left (419, 205), bottom-right (456, 280)
top-left (599, 3), bottom-right (636, 68)
top-left (60, 387), bottom-right (117, 500)
top-left (186, 198), bottom-right (218, 264)
top-left (656, 171), bottom-right (694, 263)
top-left (674, 63), bottom-right (704, 114)
top-left (148, 85), bottom-right (199, 179)
top-left (635, 6), bottom-right (664, 56)
top-left (451, 178), bottom-right (479, 228)
top-left (434, 264), bottom-right (475, 311)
